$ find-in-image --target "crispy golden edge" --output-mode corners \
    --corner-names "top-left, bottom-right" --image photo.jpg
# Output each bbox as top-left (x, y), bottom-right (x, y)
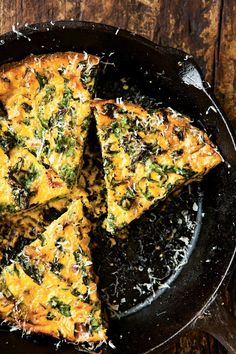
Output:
top-left (0, 51), bottom-right (99, 74)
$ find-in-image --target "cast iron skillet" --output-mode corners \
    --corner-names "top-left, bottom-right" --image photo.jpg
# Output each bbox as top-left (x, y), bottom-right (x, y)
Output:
top-left (0, 21), bottom-right (235, 354)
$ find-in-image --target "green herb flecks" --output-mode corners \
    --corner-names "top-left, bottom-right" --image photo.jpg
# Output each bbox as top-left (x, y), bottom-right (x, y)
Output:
top-left (50, 257), bottom-right (64, 275)
top-left (59, 164), bottom-right (78, 188)
top-left (90, 317), bottom-right (101, 332)
top-left (119, 185), bottom-right (136, 210)
top-left (171, 149), bottom-right (184, 159)
top-left (106, 213), bottom-right (116, 234)
top-left (81, 118), bottom-right (90, 132)
top-left (19, 254), bottom-right (44, 285)
top-left (0, 131), bottom-right (16, 153)
top-left (38, 234), bottom-right (46, 246)
top-left (22, 117), bottom-right (31, 126)
top-left (35, 72), bottom-right (48, 90)
top-left (55, 135), bottom-right (76, 157)
top-left (73, 246), bottom-right (87, 265)
top-left (55, 237), bottom-right (66, 252)
top-left (78, 60), bottom-right (97, 93)
top-left (43, 85), bottom-right (56, 104)
top-left (138, 179), bottom-right (154, 201)
top-left (0, 204), bottom-right (16, 213)
top-left (13, 263), bottom-right (20, 277)
top-left (147, 107), bottom-right (161, 115)
top-left (103, 103), bottom-right (117, 118)
top-left (48, 296), bottom-right (71, 317)
top-left (166, 166), bottom-right (195, 179)
top-left (58, 79), bottom-right (73, 110)
top-left (103, 157), bottom-right (113, 176)
top-left (38, 104), bottom-right (48, 129)
top-left (11, 183), bottom-right (29, 209)
top-left (46, 312), bottom-right (56, 320)
top-left (151, 162), bottom-right (195, 179)
top-left (19, 164), bottom-right (40, 190)
top-left (71, 288), bottom-right (90, 303)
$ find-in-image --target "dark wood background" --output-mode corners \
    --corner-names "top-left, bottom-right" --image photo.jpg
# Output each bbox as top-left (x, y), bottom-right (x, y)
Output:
top-left (0, 1), bottom-right (235, 353)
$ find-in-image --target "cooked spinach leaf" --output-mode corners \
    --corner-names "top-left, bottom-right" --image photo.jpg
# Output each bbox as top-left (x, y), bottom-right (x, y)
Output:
top-left (43, 85), bottom-right (56, 104)
top-left (59, 164), bottom-right (77, 187)
top-left (46, 312), bottom-right (56, 320)
top-left (48, 296), bottom-right (71, 317)
top-left (19, 254), bottom-right (44, 285)
top-left (35, 72), bottom-right (48, 90)
top-left (50, 257), bottom-right (64, 275)
top-left (19, 164), bottom-right (40, 189)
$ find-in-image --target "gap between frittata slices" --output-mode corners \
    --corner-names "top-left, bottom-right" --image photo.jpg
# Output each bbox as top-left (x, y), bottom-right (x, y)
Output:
top-left (0, 51), bottom-right (99, 211)
top-left (0, 199), bottom-right (107, 344)
top-left (92, 100), bottom-right (223, 234)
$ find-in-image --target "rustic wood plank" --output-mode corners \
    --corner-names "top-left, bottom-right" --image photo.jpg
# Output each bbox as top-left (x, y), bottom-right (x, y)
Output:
top-left (214, 0), bottom-right (236, 129)
top-left (79, 0), bottom-right (221, 83)
top-left (166, 330), bottom-right (228, 354)
top-left (0, 1), bottom-right (235, 353)
top-left (80, 0), bottom-right (160, 41)
top-left (152, 0), bottom-right (221, 84)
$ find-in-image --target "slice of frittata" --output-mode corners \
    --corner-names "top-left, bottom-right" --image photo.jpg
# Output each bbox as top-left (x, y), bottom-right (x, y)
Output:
top-left (0, 52), bottom-right (99, 189)
top-left (92, 100), bottom-right (222, 233)
top-left (0, 199), bottom-right (106, 343)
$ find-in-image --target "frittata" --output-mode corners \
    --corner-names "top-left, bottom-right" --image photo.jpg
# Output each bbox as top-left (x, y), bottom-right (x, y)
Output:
top-left (0, 52), bottom-right (99, 195)
top-left (0, 50), bottom-right (224, 349)
top-left (0, 199), bottom-right (106, 343)
top-left (92, 100), bottom-right (222, 233)
top-left (0, 141), bottom-right (106, 262)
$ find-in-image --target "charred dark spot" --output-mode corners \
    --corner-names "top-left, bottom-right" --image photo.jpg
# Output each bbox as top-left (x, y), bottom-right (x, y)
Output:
top-left (171, 149), bottom-right (184, 159)
top-left (174, 126), bottom-right (184, 141)
top-left (43, 207), bottom-right (66, 223)
top-left (103, 103), bottom-right (117, 118)
top-left (21, 102), bottom-right (32, 113)
top-left (0, 101), bottom-right (7, 118)
top-left (162, 110), bottom-right (169, 123)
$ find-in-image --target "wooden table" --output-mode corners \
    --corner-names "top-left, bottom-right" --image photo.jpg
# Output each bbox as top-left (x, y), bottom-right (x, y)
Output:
top-left (0, 1), bottom-right (235, 353)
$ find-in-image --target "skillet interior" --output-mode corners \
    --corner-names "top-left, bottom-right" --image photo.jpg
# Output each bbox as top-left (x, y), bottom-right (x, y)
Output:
top-left (0, 21), bottom-right (235, 354)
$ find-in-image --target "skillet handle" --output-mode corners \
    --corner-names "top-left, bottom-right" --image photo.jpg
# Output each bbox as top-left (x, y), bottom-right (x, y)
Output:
top-left (195, 297), bottom-right (236, 353)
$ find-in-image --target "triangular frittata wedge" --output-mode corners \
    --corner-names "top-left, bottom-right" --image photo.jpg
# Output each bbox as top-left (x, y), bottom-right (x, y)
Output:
top-left (0, 199), bottom-right (106, 343)
top-left (0, 52), bottom-right (99, 188)
top-left (92, 100), bottom-right (222, 233)
top-left (0, 145), bottom-right (68, 213)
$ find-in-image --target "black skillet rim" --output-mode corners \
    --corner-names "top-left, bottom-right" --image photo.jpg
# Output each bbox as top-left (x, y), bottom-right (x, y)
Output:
top-left (0, 20), bottom-right (235, 354)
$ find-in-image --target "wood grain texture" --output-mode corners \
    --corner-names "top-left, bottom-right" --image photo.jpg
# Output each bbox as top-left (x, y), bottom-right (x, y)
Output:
top-left (214, 0), bottom-right (236, 130)
top-left (0, 1), bottom-right (235, 353)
